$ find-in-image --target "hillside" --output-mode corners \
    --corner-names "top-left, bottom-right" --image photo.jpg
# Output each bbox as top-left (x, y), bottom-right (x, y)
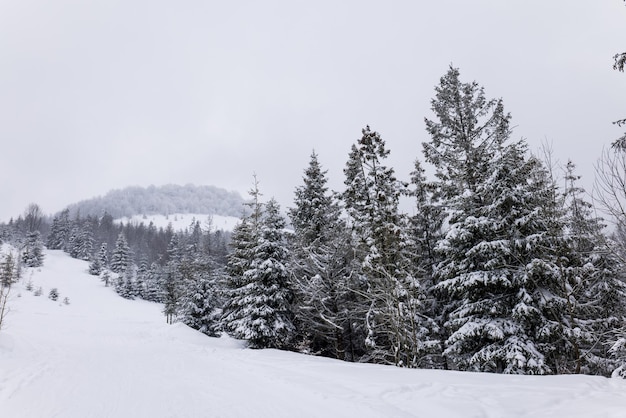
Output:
top-left (65, 184), bottom-right (245, 219)
top-left (115, 213), bottom-right (240, 232)
top-left (0, 249), bottom-right (625, 418)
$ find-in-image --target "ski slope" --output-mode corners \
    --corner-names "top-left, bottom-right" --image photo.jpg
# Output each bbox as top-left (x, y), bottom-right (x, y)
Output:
top-left (1, 249), bottom-right (625, 418)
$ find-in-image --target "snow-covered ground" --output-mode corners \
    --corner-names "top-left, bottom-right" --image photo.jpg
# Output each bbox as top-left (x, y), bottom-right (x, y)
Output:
top-left (115, 213), bottom-right (240, 232)
top-left (1, 249), bottom-right (625, 418)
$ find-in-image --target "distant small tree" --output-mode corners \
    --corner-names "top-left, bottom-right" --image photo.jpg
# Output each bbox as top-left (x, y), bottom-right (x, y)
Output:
top-left (47, 209), bottom-right (71, 250)
top-left (22, 231), bottom-right (45, 268)
top-left (110, 233), bottom-right (131, 274)
top-left (0, 283), bottom-right (9, 331)
top-left (0, 253), bottom-right (16, 287)
top-left (0, 253), bottom-right (15, 331)
top-left (116, 268), bottom-right (136, 300)
top-left (48, 288), bottom-right (59, 301)
top-left (101, 269), bottom-right (111, 287)
top-left (162, 265), bottom-right (181, 324)
top-left (88, 257), bottom-right (102, 276)
top-left (23, 203), bottom-right (43, 233)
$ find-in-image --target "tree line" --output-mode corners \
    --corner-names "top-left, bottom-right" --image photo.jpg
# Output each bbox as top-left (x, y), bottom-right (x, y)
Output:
top-left (2, 66), bottom-right (625, 377)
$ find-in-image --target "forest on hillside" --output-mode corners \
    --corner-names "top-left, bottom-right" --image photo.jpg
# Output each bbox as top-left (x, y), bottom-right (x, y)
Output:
top-left (2, 66), bottom-right (626, 378)
top-left (65, 184), bottom-right (245, 219)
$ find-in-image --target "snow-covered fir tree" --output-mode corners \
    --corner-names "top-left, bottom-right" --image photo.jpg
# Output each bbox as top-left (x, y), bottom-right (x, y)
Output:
top-left (223, 180), bottom-right (295, 349)
top-left (134, 255), bottom-right (150, 299)
top-left (423, 66), bottom-right (511, 202)
top-left (179, 258), bottom-right (222, 337)
top-left (46, 209), bottom-right (71, 250)
top-left (88, 256), bottom-right (102, 276)
top-left (90, 242), bottom-right (108, 276)
top-left (22, 231), bottom-right (44, 268)
top-left (405, 159), bottom-right (446, 367)
top-left (115, 265), bottom-right (136, 300)
top-left (558, 161), bottom-right (626, 375)
top-left (422, 67), bottom-right (555, 373)
top-left (143, 262), bottom-right (163, 302)
top-left (0, 253), bottom-right (17, 287)
top-left (343, 126), bottom-right (431, 367)
top-left (68, 223), bottom-right (95, 261)
top-left (288, 150), bottom-right (366, 360)
top-left (221, 218), bottom-right (255, 323)
top-left (110, 233), bottom-right (131, 274)
top-left (434, 141), bottom-right (562, 374)
top-left (162, 264), bottom-right (181, 324)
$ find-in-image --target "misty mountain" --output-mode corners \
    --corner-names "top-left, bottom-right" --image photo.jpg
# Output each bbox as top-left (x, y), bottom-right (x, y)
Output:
top-left (65, 184), bottom-right (245, 219)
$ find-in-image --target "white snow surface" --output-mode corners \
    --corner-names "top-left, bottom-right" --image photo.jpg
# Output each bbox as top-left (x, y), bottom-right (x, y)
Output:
top-left (1, 249), bottom-right (625, 418)
top-left (116, 213), bottom-right (240, 232)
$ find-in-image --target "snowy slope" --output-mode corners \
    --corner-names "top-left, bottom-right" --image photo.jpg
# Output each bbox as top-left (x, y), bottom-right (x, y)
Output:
top-left (116, 213), bottom-right (240, 232)
top-left (1, 249), bottom-right (625, 418)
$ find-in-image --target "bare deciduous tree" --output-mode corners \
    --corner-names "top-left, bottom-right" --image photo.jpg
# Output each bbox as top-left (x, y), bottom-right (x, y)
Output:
top-left (23, 203), bottom-right (43, 233)
top-left (593, 147), bottom-right (626, 258)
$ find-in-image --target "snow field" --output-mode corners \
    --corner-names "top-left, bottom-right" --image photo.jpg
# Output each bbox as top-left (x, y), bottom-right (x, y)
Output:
top-left (0, 249), bottom-right (625, 418)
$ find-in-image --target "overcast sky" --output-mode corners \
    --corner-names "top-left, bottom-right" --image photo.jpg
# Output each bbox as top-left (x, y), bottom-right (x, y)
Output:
top-left (1, 0), bottom-right (624, 221)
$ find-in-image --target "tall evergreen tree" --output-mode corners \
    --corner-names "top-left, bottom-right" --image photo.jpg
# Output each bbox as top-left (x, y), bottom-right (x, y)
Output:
top-left (179, 259), bottom-right (222, 337)
top-left (22, 231), bottom-right (45, 268)
top-left (144, 262), bottom-right (163, 302)
top-left (434, 142), bottom-right (563, 373)
top-left (223, 181), bottom-right (295, 349)
top-left (423, 66), bottom-right (511, 202)
top-left (558, 161), bottom-right (626, 375)
top-left (343, 126), bottom-right (430, 367)
top-left (289, 151), bottom-right (365, 360)
top-left (110, 233), bottom-right (131, 274)
top-left (47, 209), bottom-right (71, 250)
top-left (162, 264), bottom-right (181, 324)
top-left (406, 159), bottom-right (446, 367)
top-left (422, 68), bottom-right (580, 374)
top-left (0, 253), bottom-right (17, 287)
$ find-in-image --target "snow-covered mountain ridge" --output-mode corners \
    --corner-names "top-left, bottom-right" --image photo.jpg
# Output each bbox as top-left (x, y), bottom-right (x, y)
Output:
top-left (0, 249), bottom-right (625, 418)
top-left (64, 184), bottom-right (245, 219)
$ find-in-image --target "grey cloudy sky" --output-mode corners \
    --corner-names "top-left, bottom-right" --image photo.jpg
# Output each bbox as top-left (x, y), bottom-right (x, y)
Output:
top-left (1, 0), bottom-right (624, 221)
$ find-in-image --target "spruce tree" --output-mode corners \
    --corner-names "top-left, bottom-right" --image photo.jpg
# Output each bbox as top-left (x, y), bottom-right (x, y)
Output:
top-left (98, 242), bottom-right (109, 270)
top-left (434, 142), bottom-right (560, 373)
top-left (110, 233), bottom-right (131, 274)
top-left (423, 66), bottom-right (510, 201)
top-left (22, 231), bottom-right (45, 268)
top-left (0, 253), bottom-right (16, 287)
top-left (558, 161), bottom-right (626, 375)
top-left (144, 262), bottom-right (163, 302)
top-left (406, 159), bottom-right (445, 367)
top-left (223, 182), bottom-right (295, 349)
top-left (179, 259), bottom-right (222, 337)
top-left (162, 264), bottom-right (181, 324)
top-left (88, 256), bottom-right (102, 276)
top-left (343, 126), bottom-right (430, 367)
top-left (47, 209), bottom-right (71, 250)
top-left (289, 151), bottom-right (365, 359)
top-left (221, 218), bottom-right (256, 331)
